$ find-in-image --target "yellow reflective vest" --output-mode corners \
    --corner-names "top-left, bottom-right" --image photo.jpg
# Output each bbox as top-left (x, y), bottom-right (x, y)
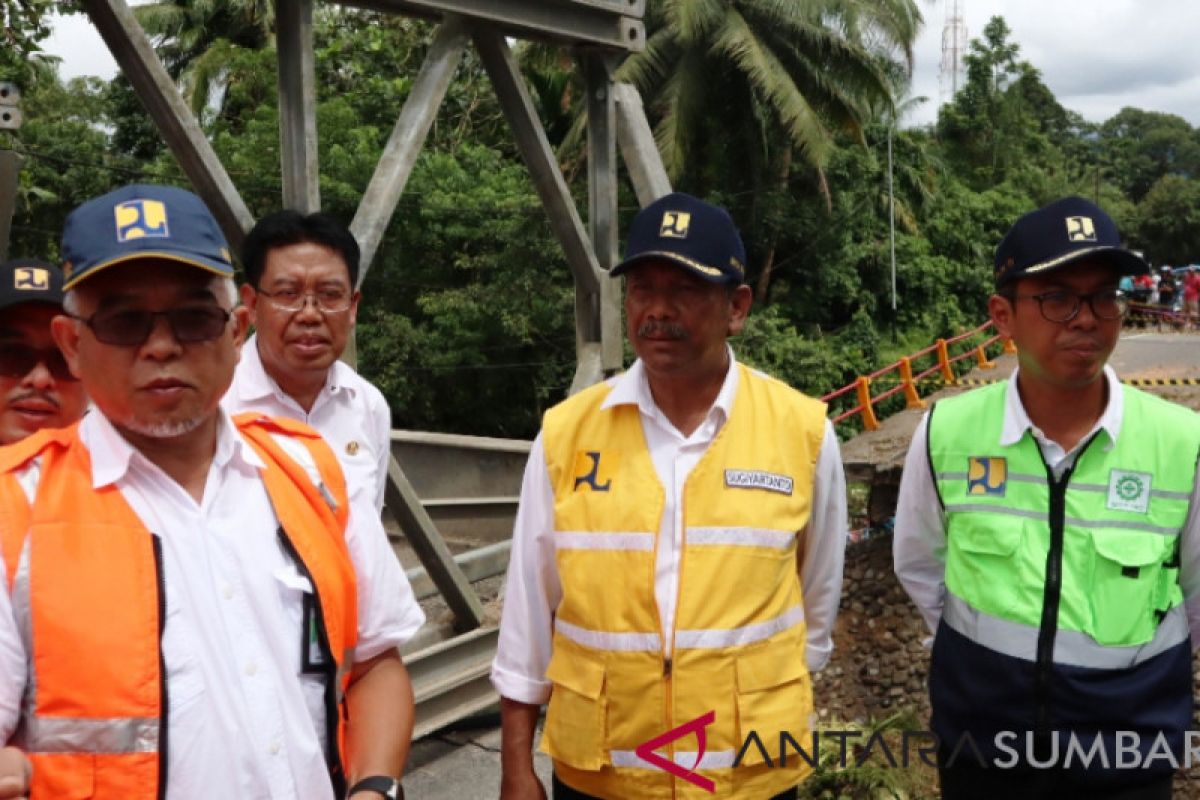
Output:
top-left (540, 363), bottom-right (827, 799)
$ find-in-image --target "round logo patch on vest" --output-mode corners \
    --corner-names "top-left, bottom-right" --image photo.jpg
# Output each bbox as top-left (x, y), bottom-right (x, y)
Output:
top-left (1107, 469), bottom-right (1152, 514)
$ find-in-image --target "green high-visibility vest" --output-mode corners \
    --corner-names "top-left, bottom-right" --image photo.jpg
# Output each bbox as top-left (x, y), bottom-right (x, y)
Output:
top-left (930, 380), bottom-right (1200, 663)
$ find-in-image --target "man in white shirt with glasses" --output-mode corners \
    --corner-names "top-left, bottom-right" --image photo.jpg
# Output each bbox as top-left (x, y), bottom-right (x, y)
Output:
top-left (224, 212), bottom-right (393, 513)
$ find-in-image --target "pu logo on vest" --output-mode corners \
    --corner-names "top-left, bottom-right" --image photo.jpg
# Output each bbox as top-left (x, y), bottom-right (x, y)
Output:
top-left (660, 211), bottom-right (691, 239)
top-left (725, 469), bottom-right (794, 495)
top-left (573, 451), bottom-right (615, 492)
top-left (13, 267), bottom-right (48, 291)
top-left (635, 710), bottom-right (716, 793)
top-left (1107, 469), bottom-right (1152, 513)
top-left (967, 457), bottom-right (1007, 496)
top-left (114, 199), bottom-right (170, 242)
top-left (1066, 216), bottom-right (1097, 242)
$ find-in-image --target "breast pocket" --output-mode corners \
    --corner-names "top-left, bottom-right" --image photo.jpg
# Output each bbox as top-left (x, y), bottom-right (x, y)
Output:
top-left (948, 518), bottom-right (1025, 618)
top-left (1088, 530), bottom-right (1175, 646)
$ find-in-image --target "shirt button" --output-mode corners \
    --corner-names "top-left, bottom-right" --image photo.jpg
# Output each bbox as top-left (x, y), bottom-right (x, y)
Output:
top-left (269, 741), bottom-right (281, 755)
top-left (244, 662), bottom-right (257, 677)
top-left (223, 585), bottom-right (234, 600)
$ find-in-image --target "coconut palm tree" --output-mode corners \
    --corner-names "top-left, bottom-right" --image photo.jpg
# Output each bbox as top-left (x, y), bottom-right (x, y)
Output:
top-left (617, 0), bottom-right (923, 181)
top-left (133, 0), bottom-right (274, 116)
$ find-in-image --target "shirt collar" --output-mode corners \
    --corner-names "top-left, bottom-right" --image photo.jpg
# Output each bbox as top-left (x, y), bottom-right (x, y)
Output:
top-left (82, 406), bottom-right (266, 490)
top-left (237, 333), bottom-right (354, 403)
top-left (1000, 364), bottom-right (1123, 450)
top-left (601, 345), bottom-right (740, 424)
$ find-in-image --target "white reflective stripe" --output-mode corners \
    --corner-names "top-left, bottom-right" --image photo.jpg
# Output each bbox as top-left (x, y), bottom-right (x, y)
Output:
top-left (555, 619), bottom-right (659, 652)
top-left (944, 504), bottom-right (1179, 536)
top-left (554, 532), bottom-right (655, 552)
top-left (937, 471), bottom-right (1044, 485)
top-left (1064, 482), bottom-right (1192, 502)
top-left (557, 605), bottom-right (805, 653)
top-left (686, 527), bottom-right (794, 549)
top-left (610, 749), bottom-right (738, 770)
top-left (942, 593), bottom-right (1189, 669)
top-left (675, 605), bottom-right (805, 650)
top-left (25, 715), bottom-right (159, 754)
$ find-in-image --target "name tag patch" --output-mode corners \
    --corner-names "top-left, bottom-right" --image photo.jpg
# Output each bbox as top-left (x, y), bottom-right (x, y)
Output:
top-left (724, 469), bottom-right (794, 495)
top-left (1107, 469), bottom-right (1152, 514)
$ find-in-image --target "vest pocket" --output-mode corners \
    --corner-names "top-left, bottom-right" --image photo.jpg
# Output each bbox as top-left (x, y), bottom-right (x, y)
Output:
top-left (949, 519), bottom-right (1024, 618)
top-left (1088, 530), bottom-right (1173, 646)
top-left (541, 646), bottom-right (608, 770)
top-left (734, 646), bottom-right (810, 766)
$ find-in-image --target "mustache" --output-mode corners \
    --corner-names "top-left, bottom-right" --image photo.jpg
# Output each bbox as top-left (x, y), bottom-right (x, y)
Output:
top-left (10, 391), bottom-right (60, 410)
top-left (637, 321), bottom-right (687, 340)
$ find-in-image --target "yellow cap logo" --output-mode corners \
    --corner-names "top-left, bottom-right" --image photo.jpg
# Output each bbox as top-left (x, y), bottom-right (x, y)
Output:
top-left (660, 211), bottom-right (691, 239)
top-left (1066, 216), bottom-right (1096, 243)
top-left (115, 199), bottom-right (170, 242)
top-left (14, 267), bottom-right (49, 290)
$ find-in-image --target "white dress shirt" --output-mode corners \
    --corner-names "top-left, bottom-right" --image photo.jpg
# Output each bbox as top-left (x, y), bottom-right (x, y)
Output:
top-left (894, 365), bottom-right (1200, 647)
top-left (224, 335), bottom-right (393, 513)
top-left (491, 352), bottom-right (848, 705)
top-left (0, 408), bottom-right (424, 800)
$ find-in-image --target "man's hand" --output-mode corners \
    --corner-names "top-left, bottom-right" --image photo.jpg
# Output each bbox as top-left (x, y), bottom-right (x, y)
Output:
top-left (499, 768), bottom-right (546, 800)
top-left (0, 747), bottom-right (30, 799)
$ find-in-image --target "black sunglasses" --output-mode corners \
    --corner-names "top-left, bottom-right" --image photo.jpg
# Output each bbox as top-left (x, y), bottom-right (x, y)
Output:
top-left (0, 344), bottom-right (78, 381)
top-left (68, 306), bottom-right (233, 347)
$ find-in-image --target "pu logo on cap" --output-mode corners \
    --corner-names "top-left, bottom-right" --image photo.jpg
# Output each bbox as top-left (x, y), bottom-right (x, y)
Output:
top-left (660, 211), bottom-right (691, 239)
top-left (115, 199), bottom-right (170, 242)
top-left (14, 267), bottom-right (49, 291)
top-left (1066, 216), bottom-right (1097, 242)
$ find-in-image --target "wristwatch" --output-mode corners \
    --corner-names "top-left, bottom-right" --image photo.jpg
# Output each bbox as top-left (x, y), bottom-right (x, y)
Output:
top-left (347, 775), bottom-right (403, 799)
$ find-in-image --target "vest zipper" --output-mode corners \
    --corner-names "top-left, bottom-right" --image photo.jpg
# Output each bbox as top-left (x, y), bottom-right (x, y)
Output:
top-left (152, 536), bottom-right (169, 800)
top-left (1033, 431), bottom-right (1101, 733)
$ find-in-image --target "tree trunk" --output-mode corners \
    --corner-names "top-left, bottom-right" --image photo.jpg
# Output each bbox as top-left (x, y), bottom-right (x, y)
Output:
top-left (754, 146), bottom-right (796, 304)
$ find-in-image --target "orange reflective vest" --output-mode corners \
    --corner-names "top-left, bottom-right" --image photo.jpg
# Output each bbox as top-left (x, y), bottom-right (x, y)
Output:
top-left (0, 413), bottom-right (358, 799)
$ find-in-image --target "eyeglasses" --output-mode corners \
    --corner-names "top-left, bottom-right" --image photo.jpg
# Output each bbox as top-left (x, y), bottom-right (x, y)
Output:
top-left (255, 287), bottom-right (353, 314)
top-left (68, 306), bottom-right (233, 346)
top-left (1008, 289), bottom-right (1127, 323)
top-left (0, 344), bottom-right (78, 381)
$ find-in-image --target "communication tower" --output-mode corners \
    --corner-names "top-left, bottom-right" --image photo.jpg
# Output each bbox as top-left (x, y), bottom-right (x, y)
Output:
top-left (939, 0), bottom-right (967, 104)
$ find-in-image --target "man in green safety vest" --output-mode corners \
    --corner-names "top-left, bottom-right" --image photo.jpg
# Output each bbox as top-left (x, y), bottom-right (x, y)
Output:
top-left (894, 196), bottom-right (1200, 800)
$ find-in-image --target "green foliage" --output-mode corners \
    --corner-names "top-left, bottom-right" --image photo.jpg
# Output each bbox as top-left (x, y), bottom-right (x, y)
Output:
top-left (1135, 175), bottom-right (1200, 266)
top-left (11, 8), bottom-right (1200, 438)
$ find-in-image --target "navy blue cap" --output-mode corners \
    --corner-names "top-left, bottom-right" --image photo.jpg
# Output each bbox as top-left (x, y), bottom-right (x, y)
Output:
top-left (994, 196), bottom-right (1148, 288)
top-left (611, 192), bottom-right (746, 284)
top-left (0, 258), bottom-right (65, 311)
top-left (60, 184), bottom-right (234, 290)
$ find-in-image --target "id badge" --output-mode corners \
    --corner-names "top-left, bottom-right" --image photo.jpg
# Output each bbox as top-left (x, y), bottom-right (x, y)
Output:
top-left (301, 593), bottom-right (330, 674)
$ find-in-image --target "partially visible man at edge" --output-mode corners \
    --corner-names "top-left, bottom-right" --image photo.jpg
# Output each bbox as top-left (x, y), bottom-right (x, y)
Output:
top-left (492, 192), bottom-right (848, 799)
top-left (894, 196), bottom-right (1200, 800)
top-left (223, 211), bottom-right (392, 514)
top-left (0, 184), bottom-right (423, 800)
top-left (0, 258), bottom-right (87, 446)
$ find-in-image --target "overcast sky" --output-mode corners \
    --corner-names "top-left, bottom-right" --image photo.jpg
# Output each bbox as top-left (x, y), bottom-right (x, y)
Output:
top-left (40, 1), bottom-right (1200, 130)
